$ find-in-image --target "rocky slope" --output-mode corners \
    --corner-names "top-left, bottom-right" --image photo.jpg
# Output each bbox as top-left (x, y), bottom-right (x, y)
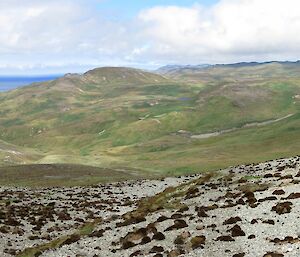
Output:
top-left (0, 156), bottom-right (299, 257)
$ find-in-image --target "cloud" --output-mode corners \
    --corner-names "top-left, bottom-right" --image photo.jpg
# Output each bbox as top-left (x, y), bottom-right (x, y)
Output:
top-left (0, 0), bottom-right (135, 73)
top-left (137, 0), bottom-right (300, 63)
top-left (1, 0), bottom-right (300, 73)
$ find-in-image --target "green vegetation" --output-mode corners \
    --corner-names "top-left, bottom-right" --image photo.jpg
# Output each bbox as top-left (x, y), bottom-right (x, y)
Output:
top-left (0, 164), bottom-right (144, 187)
top-left (0, 65), bottom-right (299, 186)
top-left (17, 219), bottom-right (102, 257)
top-left (123, 173), bottom-right (214, 226)
top-left (17, 173), bottom-right (214, 257)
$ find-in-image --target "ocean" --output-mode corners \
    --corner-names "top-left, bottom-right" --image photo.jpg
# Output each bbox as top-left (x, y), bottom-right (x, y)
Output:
top-left (0, 75), bottom-right (62, 92)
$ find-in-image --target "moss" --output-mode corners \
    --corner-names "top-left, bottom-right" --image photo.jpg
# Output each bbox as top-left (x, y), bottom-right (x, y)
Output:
top-left (238, 183), bottom-right (270, 193)
top-left (17, 219), bottom-right (101, 257)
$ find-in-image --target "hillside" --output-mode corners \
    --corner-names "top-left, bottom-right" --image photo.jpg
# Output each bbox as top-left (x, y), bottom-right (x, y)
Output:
top-left (1, 156), bottom-right (299, 256)
top-left (157, 61), bottom-right (300, 82)
top-left (0, 64), bottom-right (299, 185)
top-left (0, 139), bottom-right (41, 166)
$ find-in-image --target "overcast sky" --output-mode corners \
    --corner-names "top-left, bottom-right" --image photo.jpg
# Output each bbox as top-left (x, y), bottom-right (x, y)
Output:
top-left (1, 0), bottom-right (300, 74)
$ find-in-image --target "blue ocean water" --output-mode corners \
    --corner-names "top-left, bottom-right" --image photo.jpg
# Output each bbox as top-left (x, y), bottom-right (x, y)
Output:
top-left (0, 75), bottom-right (62, 92)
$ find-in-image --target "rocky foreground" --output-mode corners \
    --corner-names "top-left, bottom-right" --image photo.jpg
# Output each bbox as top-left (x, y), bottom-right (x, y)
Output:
top-left (0, 157), bottom-right (300, 257)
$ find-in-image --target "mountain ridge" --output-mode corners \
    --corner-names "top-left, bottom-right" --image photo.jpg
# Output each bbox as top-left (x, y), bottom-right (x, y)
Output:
top-left (156, 60), bottom-right (300, 75)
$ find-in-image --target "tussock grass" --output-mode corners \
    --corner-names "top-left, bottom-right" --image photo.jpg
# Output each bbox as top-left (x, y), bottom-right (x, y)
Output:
top-left (17, 219), bottom-right (101, 257)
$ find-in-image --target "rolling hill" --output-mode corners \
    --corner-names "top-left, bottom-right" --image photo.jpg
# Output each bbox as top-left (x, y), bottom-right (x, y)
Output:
top-left (0, 63), bottom-right (299, 186)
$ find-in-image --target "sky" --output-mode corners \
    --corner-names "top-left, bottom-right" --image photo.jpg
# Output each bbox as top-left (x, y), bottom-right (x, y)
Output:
top-left (1, 0), bottom-right (300, 74)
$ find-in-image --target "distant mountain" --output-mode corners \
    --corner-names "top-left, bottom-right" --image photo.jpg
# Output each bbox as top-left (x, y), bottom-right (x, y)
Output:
top-left (84, 66), bottom-right (169, 84)
top-left (156, 64), bottom-right (211, 75)
top-left (214, 60), bottom-right (300, 68)
top-left (157, 61), bottom-right (300, 76)
top-left (157, 60), bottom-right (300, 82)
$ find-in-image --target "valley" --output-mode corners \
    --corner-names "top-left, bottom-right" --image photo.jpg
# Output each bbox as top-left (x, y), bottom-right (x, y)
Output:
top-left (0, 62), bottom-right (300, 256)
top-left (2, 1), bottom-right (300, 256)
top-left (0, 63), bottom-right (299, 185)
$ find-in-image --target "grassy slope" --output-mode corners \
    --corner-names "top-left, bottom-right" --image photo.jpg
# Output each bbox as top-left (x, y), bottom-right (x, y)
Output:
top-left (124, 113), bottom-right (300, 175)
top-left (0, 164), bottom-right (144, 187)
top-left (0, 65), bottom-right (299, 185)
top-left (0, 139), bottom-right (42, 166)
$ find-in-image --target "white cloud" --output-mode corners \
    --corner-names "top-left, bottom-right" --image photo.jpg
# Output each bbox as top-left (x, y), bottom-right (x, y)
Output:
top-left (0, 0), bottom-right (100, 53)
top-left (1, 0), bottom-right (300, 73)
top-left (0, 0), bottom-right (135, 73)
top-left (138, 0), bottom-right (300, 63)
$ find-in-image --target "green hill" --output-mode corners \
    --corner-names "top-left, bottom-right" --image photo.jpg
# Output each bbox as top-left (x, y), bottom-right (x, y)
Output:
top-left (0, 64), bottom-right (299, 186)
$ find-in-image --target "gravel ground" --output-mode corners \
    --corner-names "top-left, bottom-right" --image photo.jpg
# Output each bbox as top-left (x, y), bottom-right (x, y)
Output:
top-left (0, 156), bottom-right (300, 257)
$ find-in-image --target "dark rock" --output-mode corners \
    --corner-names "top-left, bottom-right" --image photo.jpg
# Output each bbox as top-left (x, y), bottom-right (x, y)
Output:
top-left (4, 249), bottom-right (17, 255)
top-left (57, 211), bottom-right (71, 221)
top-left (236, 198), bottom-right (245, 205)
top-left (140, 236), bottom-right (151, 245)
top-left (89, 229), bottom-right (104, 238)
top-left (197, 208), bottom-right (209, 218)
top-left (171, 213), bottom-right (183, 219)
top-left (28, 235), bottom-right (39, 240)
top-left (123, 228), bottom-right (146, 243)
top-left (185, 187), bottom-right (199, 199)
top-left (165, 219), bottom-right (188, 231)
top-left (5, 218), bottom-right (20, 226)
top-left (272, 190), bottom-right (285, 195)
top-left (233, 253), bottom-right (245, 257)
top-left (174, 236), bottom-right (185, 245)
top-left (258, 196), bottom-right (277, 202)
top-left (263, 252), bottom-right (284, 257)
top-left (156, 215), bottom-right (169, 222)
top-left (190, 235), bottom-right (206, 249)
top-left (223, 216), bottom-right (242, 225)
top-left (153, 232), bottom-right (165, 241)
top-left (264, 173), bottom-right (273, 178)
top-left (286, 192), bottom-right (300, 199)
top-left (150, 246), bottom-right (164, 253)
top-left (130, 250), bottom-right (142, 257)
top-left (263, 219), bottom-right (275, 225)
top-left (229, 225), bottom-right (245, 237)
top-left (217, 235), bottom-right (235, 241)
top-left (122, 240), bottom-right (136, 249)
top-left (0, 226), bottom-right (9, 234)
top-left (271, 202), bottom-right (293, 214)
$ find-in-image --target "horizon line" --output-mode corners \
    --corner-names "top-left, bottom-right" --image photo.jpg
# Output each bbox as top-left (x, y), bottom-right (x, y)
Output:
top-left (0, 59), bottom-right (300, 76)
